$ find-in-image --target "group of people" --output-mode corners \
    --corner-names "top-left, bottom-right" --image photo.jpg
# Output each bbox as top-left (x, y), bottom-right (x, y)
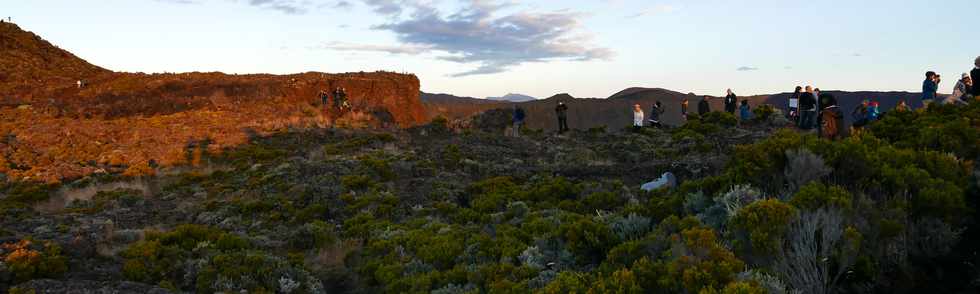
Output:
top-left (319, 87), bottom-right (350, 112)
top-left (519, 56), bottom-right (980, 138)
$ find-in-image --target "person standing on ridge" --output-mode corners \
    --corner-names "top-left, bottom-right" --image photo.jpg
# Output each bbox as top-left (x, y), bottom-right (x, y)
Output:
top-left (950, 73), bottom-right (971, 104)
top-left (513, 105), bottom-right (526, 137)
top-left (850, 100), bottom-right (869, 135)
top-left (788, 86), bottom-right (802, 123)
top-left (922, 71), bottom-right (939, 107)
top-left (819, 94), bottom-right (844, 140)
top-left (319, 90), bottom-right (330, 109)
top-left (971, 57), bottom-right (980, 97)
top-left (724, 89), bottom-right (737, 114)
top-left (739, 100), bottom-right (751, 122)
top-left (799, 86), bottom-right (817, 130)
top-left (632, 104), bottom-right (645, 132)
top-left (555, 101), bottom-right (569, 133)
top-left (698, 96), bottom-right (711, 116)
top-left (894, 100), bottom-right (908, 112)
top-left (648, 101), bottom-right (665, 128)
top-left (680, 97), bottom-right (689, 120)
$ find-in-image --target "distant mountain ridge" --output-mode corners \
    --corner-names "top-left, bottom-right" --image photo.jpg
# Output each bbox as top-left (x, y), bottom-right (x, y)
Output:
top-left (487, 93), bottom-right (537, 102)
top-left (422, 87), bottom-right (930, 131)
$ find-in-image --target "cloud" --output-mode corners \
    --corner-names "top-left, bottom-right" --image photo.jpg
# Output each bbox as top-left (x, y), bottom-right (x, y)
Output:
top-left (628, 4), bottom-right (678, 18)
top-left (360, 0), bottom-right (613, 77)
top-left (317, 42), bottom-right (432, 54)
top-left (155, 0), bottom-right (199, 3)
top-left (736, 66), bottom-right (759, 71)
top-left (242, 0), bottom-right (310, 14)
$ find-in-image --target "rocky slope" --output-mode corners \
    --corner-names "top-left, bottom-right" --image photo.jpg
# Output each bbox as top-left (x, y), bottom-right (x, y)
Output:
top-left (0, 22), bottom-right (426, 183)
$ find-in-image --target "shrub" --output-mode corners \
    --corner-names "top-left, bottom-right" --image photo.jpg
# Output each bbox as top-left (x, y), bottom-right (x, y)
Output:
top-left (783, 148), bottom-right (831, 192)
top-left (731, 199), bottom-right (797, 255)
top-left (751, 104), bottom-right (776, 123)
top-left (789, 182), bottom-right (851, 211)
top-left (0, 239), bottom-right (68, 283)
top-left (776, 208), bottom-right (860, 294)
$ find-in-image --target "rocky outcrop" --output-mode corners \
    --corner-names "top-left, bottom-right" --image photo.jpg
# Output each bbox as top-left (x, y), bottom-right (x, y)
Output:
top-left (0, 22), bottom-right (426, 182)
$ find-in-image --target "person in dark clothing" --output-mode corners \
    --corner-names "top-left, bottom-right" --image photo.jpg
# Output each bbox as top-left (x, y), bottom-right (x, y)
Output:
top-left (319, 90), bottom-right (330, 108)
top-left (851, 100), bottom-right (869, 128)
top-left (971, 57), bottom-right (980, 96)
top-left (922, 71), bottom-right (939, 107)
top-left (698, 96), bottom-right (711, 115)
top-left (648, 101), bottom-right (665, 128)
top-left (798, 86), bottom-right (817, 130)
top-left (513, 105), bottom-right (526, 137)
top-left (724, 89), bottom-right (737, 114)
top-left (555, 102), bottom-right (569, 133)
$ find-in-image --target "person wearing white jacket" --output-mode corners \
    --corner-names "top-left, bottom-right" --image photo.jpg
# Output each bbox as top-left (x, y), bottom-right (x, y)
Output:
top-left (633, 104), bottom-right (644, 131)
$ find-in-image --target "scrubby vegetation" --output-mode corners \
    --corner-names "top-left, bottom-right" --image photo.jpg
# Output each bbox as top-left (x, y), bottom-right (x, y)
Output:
top-left (1, 104), bottom-right (979, 293)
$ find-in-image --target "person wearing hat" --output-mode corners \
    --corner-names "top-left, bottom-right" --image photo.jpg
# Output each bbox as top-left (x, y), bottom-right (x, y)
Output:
top-left (951, 73), bottom-right (972, 103)
top-left (555, 101), bottom-right (569, 133)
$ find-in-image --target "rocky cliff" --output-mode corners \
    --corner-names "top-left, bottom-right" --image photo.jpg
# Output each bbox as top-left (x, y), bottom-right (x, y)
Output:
top-left (0, 22), bottom-right (426, 182)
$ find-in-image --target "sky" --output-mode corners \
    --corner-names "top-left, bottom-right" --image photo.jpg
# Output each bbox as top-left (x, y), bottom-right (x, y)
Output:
top-left (5, 0), bottom-right (979, 98)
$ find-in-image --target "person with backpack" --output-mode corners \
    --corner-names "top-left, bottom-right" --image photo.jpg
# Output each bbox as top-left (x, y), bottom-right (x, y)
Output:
top-left (819, 94), bottom-right (844, 140)
top-left (632, 104), bottom-right (645, 132)
top-left (724, 89), bottom-right (737, 114)
top-left (893, 100), bottom-right (908, 113)
top-left (798, 86), bottom-right (817, 130)
top-left (680, 98), bottom-right (689, 120)
top-left (513, 105), bottom-right (526, 137)
top-left (788, 86), bottom-right (802, 123)
top-left (648, 101), bottom-right (665, 128)
top-left (698, 96), bottom-right (711, 116)
top-left (555, 101), bottom-right (569, 133)
top-left (922, 71), bottom-right (939, 107)
top-left (739, 100), bottom-right (752, 121)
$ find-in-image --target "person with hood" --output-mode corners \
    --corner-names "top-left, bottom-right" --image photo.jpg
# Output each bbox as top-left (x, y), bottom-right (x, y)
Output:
top-left (739, 100), bottom-right (752, 121)
top-left (698, 96), bottom-right (711, 116)
top-left (819, 94), bottom-right (844, 140)
top-left (724, 89), bottom-right (737, 114)
top-left (555, 101), bottom-right (569, 133)
top-left (513, 105), bottom-right (526, 137)
top-left (798, 86), bottom-right (817, 130)
top-left (922, 71), bottom-right (939, 107)
top-left (681, 98), bottom-right (689, 120)
top-left (632, 104), bottom-right (645, 131)
top-left (648, 101), bottom-right (665, 128)
top-left (868, 101), bottom-right (881, 121)
top-left (971, 57), bottom-right (980, 96)
top-left (788, 86), bottom-right (802, 122)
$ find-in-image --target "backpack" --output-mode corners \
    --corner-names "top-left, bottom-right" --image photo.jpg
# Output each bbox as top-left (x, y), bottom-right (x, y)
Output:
top-left (821, 109), bottom-right (840, 139)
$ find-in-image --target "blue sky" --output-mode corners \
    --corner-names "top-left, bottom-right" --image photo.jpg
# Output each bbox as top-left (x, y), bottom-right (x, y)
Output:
top-left (5, 0), bottom-right (978, 98)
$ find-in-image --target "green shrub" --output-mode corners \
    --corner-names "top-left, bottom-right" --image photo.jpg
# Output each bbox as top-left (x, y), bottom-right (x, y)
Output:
top-left (0, 239), bottom-right (68, 283)
top-left (731, 199), bottom-right (797, 255)
top-left (789, 182), bottom-right (852, 211)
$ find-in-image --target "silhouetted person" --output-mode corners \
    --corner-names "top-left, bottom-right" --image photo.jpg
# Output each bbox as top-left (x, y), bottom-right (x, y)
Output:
top-left (698, 96), bottom-right (711, 115)
top-left (799, 86), bottom-right (817, 130)
top-left (724, 89), bottom-right (737, 114)
top-left (319, 90), bottom-right (329, 108)
top-left (648, 101), bottom-right (664, 128)
top-left (922, 71), bottom-right (939, 107)
top-left (971, 56), bottom-right (980, 96)
top-left (950, 73), bottom-right (971, 104)
top-left (513, 105), bottom-right (526, 137)
top-left (555, 101), bottom-right (569, 133)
